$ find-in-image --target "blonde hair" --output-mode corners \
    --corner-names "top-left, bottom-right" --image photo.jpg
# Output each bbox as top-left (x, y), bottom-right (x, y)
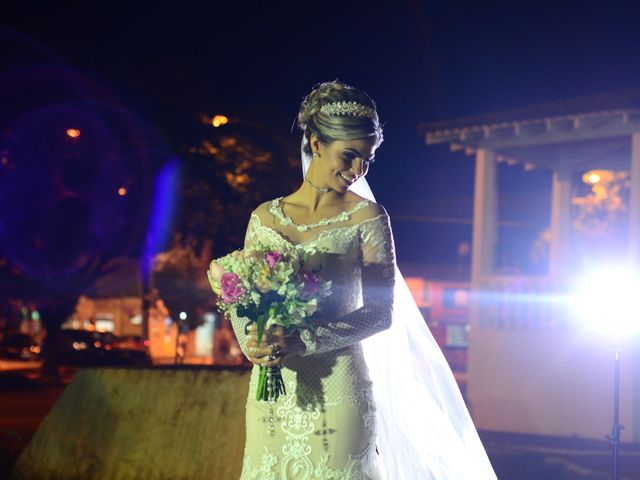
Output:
top-left (297, 81), bottom-right (383, 156)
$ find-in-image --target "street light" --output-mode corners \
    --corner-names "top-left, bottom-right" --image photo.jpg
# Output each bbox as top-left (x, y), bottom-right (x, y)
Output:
top-left (571, 267), bottom-right (640, 480)
top-left (586, 172), bottom-right (601, 184)
top-left (572, 267), bottom-right (640, 340)
top-left (582, 169), bottom-right (613, 186)
top-left (211, 115), bottom-right (229, 127)
top-left (66, 128), bottom-right (81, 138)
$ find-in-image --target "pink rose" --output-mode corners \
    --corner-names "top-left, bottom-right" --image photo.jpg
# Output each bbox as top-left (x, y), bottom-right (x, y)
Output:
top-left (301, 271), bottom-right (320, 298)
top-left (221, 272), bottom-right (246, 303)
top-left (265, 251), bottom-right (283, 269)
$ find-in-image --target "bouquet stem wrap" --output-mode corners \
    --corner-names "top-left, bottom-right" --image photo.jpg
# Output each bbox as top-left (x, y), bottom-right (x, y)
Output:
top-left (257, 365), bottom-right (286, 401)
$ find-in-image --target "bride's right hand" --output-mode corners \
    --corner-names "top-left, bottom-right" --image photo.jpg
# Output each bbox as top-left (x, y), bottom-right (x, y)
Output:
top-left (245, 324), bottom-right (306, 366)
top-left (245, 324), bottom-right (271, 365)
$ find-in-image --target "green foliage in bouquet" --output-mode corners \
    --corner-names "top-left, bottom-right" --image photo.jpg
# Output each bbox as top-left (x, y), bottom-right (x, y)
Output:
top-left (207, 244), bottom-right (331, 401)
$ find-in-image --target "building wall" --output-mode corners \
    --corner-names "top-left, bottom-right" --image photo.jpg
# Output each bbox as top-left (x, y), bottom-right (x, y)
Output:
top-left (468, 282), bottom-right (640, 441)
top-left (71, 295), bottom-right (143, 335)
top-left (70, 295), bottom-right (214, 364)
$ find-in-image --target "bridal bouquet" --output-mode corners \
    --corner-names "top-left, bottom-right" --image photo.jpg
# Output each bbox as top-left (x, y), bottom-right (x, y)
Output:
top-left (208, 246), bottom-right (331, 402)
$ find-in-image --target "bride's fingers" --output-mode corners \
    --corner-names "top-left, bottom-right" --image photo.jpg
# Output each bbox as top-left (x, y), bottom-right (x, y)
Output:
top-left (246, 326), bottom-right (287, 360)
top-left (248, 343), bottom-right (288, 361)
top-left (247, 347), bottom-right (283, 365)
top-left (248, 344), bottom-right (269, 358)
top-left (261, 357), bottom-right (283, 367)
top-left (263, 326), bottom-right (283, 341)
top-left (246, 334), bottom-right (270, 348)
top-left (266, 325), bottom-right (284, 335)
top-left (248, 331), bottom-right (285, 349)
top-left (247, 325), bottom-right (271, 345)
top-left (259, 348), bottom-right (285, 366)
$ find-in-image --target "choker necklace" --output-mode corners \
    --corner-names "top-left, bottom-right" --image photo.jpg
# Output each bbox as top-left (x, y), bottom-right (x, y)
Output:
top-left (305, 177), bottom-right (331, 193)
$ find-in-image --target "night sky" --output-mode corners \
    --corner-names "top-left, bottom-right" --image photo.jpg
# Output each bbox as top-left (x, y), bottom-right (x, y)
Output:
top-left (3, 1), bottom-right (640, 266)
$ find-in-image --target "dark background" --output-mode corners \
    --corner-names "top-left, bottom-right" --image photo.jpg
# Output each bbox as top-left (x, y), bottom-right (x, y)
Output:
top-left (3, 0), bottom-right (640, 265)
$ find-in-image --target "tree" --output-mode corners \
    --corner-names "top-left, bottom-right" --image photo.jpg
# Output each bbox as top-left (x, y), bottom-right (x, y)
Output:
top-left (0, 100), bottom-right (157, 380)
top-left (530, 169), bottom-right (631, 273)
top-left (151, 233), bottom-right (211, 363)
top-left (147, 113), bottom-right (301, 361)
top-left (572, 169), bottom-right (630, 267)
top-left (177, 114), bottom-right (301, 258)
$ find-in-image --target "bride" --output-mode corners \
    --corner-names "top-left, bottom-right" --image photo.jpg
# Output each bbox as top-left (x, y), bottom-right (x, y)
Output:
top-left (229, 81), bottom-right (496, 479)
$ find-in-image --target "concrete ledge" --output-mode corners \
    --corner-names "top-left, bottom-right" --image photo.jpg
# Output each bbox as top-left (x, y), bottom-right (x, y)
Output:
top-left (12, 366), bottom-right (250, 480)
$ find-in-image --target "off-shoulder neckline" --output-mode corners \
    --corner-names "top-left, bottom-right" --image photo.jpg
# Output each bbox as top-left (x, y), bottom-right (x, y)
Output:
top-left (250, 211), bottom-right (387, 248)
top-left (269, 196), bottom-right (372, 232)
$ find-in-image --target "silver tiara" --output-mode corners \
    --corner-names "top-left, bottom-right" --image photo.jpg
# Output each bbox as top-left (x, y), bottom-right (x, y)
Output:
top-left (320, 101), bottom-right (377, 121)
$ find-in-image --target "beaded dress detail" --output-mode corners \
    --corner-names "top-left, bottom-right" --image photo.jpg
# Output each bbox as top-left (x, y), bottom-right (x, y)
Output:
top-left (231, 197), bottom-right (396, 480)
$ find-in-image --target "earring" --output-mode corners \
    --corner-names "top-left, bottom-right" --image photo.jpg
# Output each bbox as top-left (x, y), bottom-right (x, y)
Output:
top-left (313, 151), bottom-right (320, 157)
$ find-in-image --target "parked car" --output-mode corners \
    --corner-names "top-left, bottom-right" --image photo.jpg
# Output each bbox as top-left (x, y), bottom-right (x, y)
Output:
top-left (52, 329), bottom-right (152, 367)
top-left (53, 329), bottom-right (106, 366)
top-left (112, 334), bottom-right (150, 351)
top-left (90, 331), bottom-right (117, 348)
top-left (91, 332), bottom-right (151, 366)
top-left (0, 332), bottom-right (41, 360)
top-left (105, 345), bottom-right (152, 367)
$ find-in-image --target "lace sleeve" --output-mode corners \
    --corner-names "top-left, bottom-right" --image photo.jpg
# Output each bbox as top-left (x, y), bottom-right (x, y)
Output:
top-left (299, 213), bottom-right (396, 355)
top-left (227, 214), bottom-right (260, 360)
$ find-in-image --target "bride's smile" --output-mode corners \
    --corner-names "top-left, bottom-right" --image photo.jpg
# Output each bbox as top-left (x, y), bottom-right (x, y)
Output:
top-left (308, 136), bottom-right (377, 193)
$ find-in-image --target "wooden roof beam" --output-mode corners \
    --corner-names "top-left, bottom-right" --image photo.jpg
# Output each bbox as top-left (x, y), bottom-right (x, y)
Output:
top-left (425, 111), bottom-right (640, 148)
top-left (428, 117), bottom-right (640, 150)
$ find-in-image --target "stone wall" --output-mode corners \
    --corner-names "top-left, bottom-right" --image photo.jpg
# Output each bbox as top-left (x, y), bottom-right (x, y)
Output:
top-left (12, 366), bottom-right (250, 480)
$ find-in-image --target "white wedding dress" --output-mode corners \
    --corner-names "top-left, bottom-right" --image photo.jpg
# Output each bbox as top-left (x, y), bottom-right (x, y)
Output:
top-left (231, 196), bottom-right (395, 479)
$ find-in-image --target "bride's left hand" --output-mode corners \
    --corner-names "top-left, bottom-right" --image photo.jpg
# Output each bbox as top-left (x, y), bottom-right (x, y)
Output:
top-left (246, 324), bottom-right (306, 367)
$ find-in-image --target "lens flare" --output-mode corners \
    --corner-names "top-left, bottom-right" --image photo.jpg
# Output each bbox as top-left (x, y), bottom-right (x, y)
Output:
top-left (571, 267), bottom-right (640, 340)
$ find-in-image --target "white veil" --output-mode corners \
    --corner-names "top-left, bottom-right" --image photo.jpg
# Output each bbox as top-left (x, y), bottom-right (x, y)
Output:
top-left (301, 136), bottom-right (497, 479)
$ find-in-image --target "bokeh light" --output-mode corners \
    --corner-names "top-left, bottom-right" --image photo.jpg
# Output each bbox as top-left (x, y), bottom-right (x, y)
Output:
top-left (212, 114), bottom-right (229, 127)
top-left (587, 173), bottom-right (600, 184)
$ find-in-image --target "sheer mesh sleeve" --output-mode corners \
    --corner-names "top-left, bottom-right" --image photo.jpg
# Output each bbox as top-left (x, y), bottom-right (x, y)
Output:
top-left (226, 215), bottom-right (259, 360)
top-left (299, 213), bottom-right (396, 355)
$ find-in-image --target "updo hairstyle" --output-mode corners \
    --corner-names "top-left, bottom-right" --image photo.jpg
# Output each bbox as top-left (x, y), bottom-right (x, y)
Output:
top-left (297, 81), bottom-right (384, 156)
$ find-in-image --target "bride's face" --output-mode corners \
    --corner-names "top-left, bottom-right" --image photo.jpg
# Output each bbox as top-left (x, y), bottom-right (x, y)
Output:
top-left (312, 135), bottom-right (377, 192)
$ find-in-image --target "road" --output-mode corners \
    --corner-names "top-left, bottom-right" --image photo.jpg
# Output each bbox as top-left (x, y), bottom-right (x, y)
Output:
top-left (0, 359), bottom-right (41, 372)
top-left (0, 361), bottom-right (68, 478)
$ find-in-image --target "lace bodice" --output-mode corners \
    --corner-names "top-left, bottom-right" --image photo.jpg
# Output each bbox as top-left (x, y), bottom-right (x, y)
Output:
top-left (242, 205), bottom-right (396, 351)
top-left (268, 196), bottom-right (373, 232)
top-left (231, 200), bottom-right (396, 479)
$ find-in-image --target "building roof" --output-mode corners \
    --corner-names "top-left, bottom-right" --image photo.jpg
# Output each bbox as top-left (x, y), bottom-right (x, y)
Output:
top-left (419, 88), bottom-right (640, 154)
